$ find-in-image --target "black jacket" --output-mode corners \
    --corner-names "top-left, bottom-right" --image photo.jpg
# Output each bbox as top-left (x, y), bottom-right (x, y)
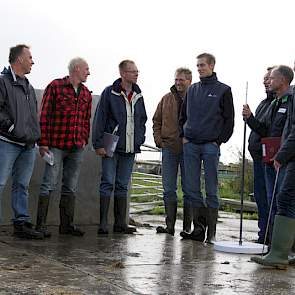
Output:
top-left (0, 67), bottom-right (40, 144)
top-left (179, 73), bottom-right (234, 145)
top-left (246, 88), bottom-right (292, 139)
top-left (275, 87), bottom-right (295, 165)
top-left (248, 93), bottom-right (274, 161)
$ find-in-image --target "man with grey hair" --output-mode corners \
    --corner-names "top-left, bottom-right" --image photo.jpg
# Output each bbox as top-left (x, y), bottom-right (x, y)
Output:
top-left (36, 57), bottom-right (92, 237)
top-left (153, 68), bottom-right (192, 236)
top-left (0, 44), bottom-right (43, 239)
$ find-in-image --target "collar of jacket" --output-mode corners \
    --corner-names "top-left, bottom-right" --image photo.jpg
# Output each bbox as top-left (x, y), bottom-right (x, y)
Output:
top-left (200, 72), bottom-right (218, 85)
top-left (170, 85), bottom-right (183, 101)
top-left (1, 66), bottom-right (30, 87)
top-left (62, 75), bottom-right (84, 89)
top-left (271, 86), bottom-right (294, 105)
top-left (111, 78), bottom-right (141, 96)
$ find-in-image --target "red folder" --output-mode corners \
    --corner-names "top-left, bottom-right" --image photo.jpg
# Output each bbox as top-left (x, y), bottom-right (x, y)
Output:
top-left (261, 137), bottom-right (281, 163)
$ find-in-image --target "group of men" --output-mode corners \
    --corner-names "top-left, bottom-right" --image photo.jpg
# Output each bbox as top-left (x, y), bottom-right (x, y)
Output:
top-left (1, 44), bottom-right (295, 270)
top-left (0, 44), bottom-right (146, 239)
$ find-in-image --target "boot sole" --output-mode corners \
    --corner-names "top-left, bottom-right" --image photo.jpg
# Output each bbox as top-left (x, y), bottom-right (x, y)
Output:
top-left (251, 257), bottom-right (288, 270)
top-left (13, 233), bottom-right (44, 240)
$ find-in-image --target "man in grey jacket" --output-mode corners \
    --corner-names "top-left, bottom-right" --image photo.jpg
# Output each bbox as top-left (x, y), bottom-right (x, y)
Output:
top-left (179, 53), bottom-right (235, 243)
top-left (0, 44), bottom-right (43, 239)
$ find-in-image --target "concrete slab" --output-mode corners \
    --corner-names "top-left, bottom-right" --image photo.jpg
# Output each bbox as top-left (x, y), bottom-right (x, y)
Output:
top-left (0, 212), bottom-right (295, 295)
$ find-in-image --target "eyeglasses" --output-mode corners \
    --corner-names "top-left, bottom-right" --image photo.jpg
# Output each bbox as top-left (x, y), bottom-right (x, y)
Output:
top-left (125, 70), bottom-right (139, 74)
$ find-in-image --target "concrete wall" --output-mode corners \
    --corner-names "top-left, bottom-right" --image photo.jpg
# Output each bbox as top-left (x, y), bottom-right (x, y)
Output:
top-left (0, 90), bottom-right (117, 225)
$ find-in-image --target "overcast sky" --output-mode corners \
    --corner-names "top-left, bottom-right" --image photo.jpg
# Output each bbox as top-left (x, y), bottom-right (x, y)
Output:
top-left (1, 0), bottom-right (295, 163)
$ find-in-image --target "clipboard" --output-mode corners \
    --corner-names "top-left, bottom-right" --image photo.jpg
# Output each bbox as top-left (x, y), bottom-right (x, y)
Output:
top-left (103, 125), bottom-right (119, 157)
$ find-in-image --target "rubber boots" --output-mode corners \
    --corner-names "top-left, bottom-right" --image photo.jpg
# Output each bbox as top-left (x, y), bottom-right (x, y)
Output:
top-left (206, 208), bottom-right (218, 244)
top-left (288, 236), bottom-right (295, 265)
top-left (156, 200), bottom-right (177, 236)
top-left (180, 207), bottom-right (206, 241)
top-left (97, 196), bottom-right (111, 235)
top-left (251, 215), bottom-right (295, 269)
top-left (14, 221), bottom-right (44, 239)
top-left (182, 202), bottom-right (192, 233)
top-left (35, 195), bottom-right (52, 238)
top-left (113, 197), bottom-right (136, 234)
top-left (59, 194), bottom-right (85, 236)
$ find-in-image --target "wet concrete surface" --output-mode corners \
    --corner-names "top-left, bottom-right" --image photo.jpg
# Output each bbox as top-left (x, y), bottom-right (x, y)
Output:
top-left (1, 212), bottom-right (295, 295)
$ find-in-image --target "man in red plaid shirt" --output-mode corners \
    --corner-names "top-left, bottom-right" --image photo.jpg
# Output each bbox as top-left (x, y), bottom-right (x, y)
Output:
top-left (36, 57), bottom-right (92, 237)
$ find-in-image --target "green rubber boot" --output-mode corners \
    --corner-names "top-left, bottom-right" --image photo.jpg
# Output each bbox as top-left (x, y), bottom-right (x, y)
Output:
top-left (251, 215), bottom-right (295, 270)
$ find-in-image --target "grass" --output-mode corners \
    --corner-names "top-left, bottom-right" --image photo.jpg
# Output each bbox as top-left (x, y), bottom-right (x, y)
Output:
top-left (131, 171), bottom-right (257, 219)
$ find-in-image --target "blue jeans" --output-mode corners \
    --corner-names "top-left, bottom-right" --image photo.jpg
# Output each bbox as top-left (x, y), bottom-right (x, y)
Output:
top-left (277, 161), bottom-right (295, 218)
top-left (265, 164), bottom-right (285, 221)
top-left (39, 148), bottom-right (84, 196)
top-left (162, 147), bottom-right (189, 205)
top-left (183, 142), bottom-right (220, 209)
top-left (253, 160), bottom-right (269, 240)
top-left (100, 152), bottom-right (135, 198)
top-left (0, 140), bottom-right (36, 223)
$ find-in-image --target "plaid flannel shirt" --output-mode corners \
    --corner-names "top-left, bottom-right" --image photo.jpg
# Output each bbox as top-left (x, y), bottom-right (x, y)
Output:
top-left (39, 76), bottom-right (92, 150)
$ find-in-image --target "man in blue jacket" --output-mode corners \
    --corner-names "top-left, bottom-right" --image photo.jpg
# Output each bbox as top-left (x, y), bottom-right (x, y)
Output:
top-left (0, 44), bottom-right (43, 239)
top-left (180, 53), bottom-right (235, 243)
top-left (92, 60), bottom-right (147, 235)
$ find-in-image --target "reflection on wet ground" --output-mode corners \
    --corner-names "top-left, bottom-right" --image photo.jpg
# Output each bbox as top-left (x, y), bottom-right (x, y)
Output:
top-left (0, 212), bottom-right (295, 294)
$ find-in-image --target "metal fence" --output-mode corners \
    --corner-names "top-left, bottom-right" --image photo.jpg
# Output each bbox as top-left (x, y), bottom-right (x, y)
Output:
top-left (130, 144), bottom-right (257, 214)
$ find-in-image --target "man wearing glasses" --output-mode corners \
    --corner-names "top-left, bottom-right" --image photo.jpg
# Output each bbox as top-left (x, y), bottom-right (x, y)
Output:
top-left (93, 60), bottom-right (147, 235)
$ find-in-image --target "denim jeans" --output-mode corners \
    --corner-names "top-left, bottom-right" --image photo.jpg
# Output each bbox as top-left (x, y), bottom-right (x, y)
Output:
top-left (0, 140), bottom-right (36, 223)
top-left (39, 148), bottom-right (84, 196)
top-left (100, 152), bottom-right (135, 198)
top-left (183, 142), bottom-right (220, 209)
top-left (265, 164), bottom-right (285, 221)
top-left (277, 161), bottom-right (295, 218)
top-left (162, 147), bottom-right (189, 205)
top-left (253, 160), bottom-right (269, 240)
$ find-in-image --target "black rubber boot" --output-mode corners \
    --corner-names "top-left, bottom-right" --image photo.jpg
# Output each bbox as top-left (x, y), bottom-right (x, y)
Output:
top-left (113, 197), bottom-right (136, 234)
top-left (14, 222), bottom-right (44, 240)
top-left (97, 196), bottom-right (111, 235)
top-left (156, 200), bottom-right (177, 236)
top-left (182, 202), bottom-right (192, 233)
top-left (36, 195), bottom-right (52, 238)
top-left (59, 194), bottom-right (85, 236)
top-left (180, 207), bottom-right (206, 241)
top-left (206, 208), bottom-right (218, 244)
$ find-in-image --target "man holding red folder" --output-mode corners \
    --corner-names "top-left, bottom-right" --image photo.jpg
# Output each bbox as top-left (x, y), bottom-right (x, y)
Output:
top-left (250, 66), bottom-right (295, 269)
top-left (243, 65), bottom-right (294, 243)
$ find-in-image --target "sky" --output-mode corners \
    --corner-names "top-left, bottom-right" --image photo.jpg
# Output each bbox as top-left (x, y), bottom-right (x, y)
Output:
top-left (1, 0), bottom-right (295, 164)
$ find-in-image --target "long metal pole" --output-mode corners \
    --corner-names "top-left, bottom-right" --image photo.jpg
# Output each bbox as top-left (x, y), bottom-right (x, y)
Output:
top-left (239, 82), bottom-right (248, 245)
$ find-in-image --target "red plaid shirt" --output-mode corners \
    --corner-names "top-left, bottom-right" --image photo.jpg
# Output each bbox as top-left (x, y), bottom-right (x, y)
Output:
top-left (39, 76), bottom-right (92, 150)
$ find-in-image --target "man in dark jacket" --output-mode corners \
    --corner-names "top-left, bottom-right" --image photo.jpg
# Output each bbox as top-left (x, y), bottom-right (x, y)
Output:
top-left (179, 53), bottom-right (235, 243)
top-left (92, 60), bottom-right (147, 235)
top-left (243, 65), bottom-right (293, 243)
top-left (153, 68), bottom-right (192, 236)
top-left (0, 44), bottom-right (43, 239)
top-left (251, 66), bottom-right (295, 269)
top-left (247, 67), bottom-right (274, 244)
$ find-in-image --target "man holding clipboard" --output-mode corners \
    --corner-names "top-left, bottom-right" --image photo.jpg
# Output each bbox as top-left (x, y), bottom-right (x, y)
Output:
top-left (92, 60), bottom-right (147, 235)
